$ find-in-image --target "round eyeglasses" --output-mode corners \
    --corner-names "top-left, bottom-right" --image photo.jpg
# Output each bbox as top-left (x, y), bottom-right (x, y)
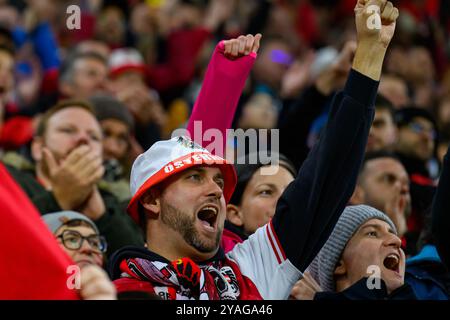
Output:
top-left (57, 230), bottom-right (107, 253)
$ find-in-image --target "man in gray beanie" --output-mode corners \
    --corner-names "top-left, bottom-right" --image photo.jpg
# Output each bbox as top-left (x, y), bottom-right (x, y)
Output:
top-left (291, 205), bottom-right (416, 299)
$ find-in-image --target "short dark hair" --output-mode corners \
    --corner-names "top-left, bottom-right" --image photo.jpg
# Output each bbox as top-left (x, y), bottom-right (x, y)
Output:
top-left (375, 94), bottom-right (395, 119)
top-left (358, 151), bottom-right (402, 181)
top-left (230, 152), bottom-right (297, 206)
top-left (59, 51), bottom-right (107, 85)
top-left (36, 99), bottom-right (97, 137)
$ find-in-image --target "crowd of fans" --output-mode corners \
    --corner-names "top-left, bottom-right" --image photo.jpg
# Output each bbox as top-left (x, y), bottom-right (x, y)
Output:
top-left (1, 0), bottom-right (450, 300)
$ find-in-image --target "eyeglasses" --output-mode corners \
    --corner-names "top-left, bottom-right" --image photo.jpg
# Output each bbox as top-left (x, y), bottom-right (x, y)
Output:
top-left (408, 122), bottom-right (436, 139)
top-left (56, 230), bottom-right (107, 253)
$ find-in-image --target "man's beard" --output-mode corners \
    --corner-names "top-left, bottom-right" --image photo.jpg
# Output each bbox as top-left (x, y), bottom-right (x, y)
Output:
top-left (160, 201), bottom-right (222, 254)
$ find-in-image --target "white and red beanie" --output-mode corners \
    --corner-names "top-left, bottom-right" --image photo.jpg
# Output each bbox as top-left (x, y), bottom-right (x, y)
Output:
top-left (127, 136), bottom-right (237, 223)
top-left (109, 48), bottom-right (146, 78)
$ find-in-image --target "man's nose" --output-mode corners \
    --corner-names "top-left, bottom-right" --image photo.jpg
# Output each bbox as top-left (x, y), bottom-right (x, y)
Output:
top-left (205, 178), bottom-right (224, 199)
top-left (383, 232), bottom-right (402, 249)
top-left (79, 239), bottom-right (96, 254)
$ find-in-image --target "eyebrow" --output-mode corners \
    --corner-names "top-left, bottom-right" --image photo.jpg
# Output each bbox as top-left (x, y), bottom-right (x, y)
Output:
top-left (187, 167), bottom-right (223, 179)
top-left (360, 223), bottom-right (396, 235)
top-left (257, 183), bottom-right (277, 189)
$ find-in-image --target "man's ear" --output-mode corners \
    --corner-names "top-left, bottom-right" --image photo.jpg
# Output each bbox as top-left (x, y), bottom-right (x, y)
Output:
top-left (334, 259), bottom-right (347, 277)
top-left (31, 137), bottom-right (44, 162)
top-left (349, 185), bottom-right (365, 205)
top-left (226, 204), bottom-right (244, 227)
top-left (140, 189), bottom-right (161, 218)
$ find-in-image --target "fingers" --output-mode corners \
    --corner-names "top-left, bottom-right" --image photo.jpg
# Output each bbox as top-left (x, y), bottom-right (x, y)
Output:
top-left (290, 279), bottom-right (316, 300)
top-left (251, 33), bottom-right (262, 54)
top-left (381, 1), bottom-right (392, 21)
top-left (80, 265), bottom-right (116, 300)
top-left (223, 34), bottom-right (262, 58)
top-left (303, 272), bottom-right (322, 292)
top-left (381, 1), bottom-right (398, 23)
top-left (388, 5), bottom-right (399, 23)
top-left (368, 0), bottom-right (387, 10)
top-left (78, 156), bottom-right (104, 180)
top-left (42, 148), bottom-right (58, 176)
top-left (245, 34), bottom-right (253, 55)
top-left (64, 144), bottom-right (92, 166)
top-left (238, 35), bottom-right (246, 54)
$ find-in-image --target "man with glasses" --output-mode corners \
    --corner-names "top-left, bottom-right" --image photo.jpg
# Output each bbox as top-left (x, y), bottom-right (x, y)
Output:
top-left (394, 107), bottom-right (438, 255)
top-left (43, 211), bottom-right (107, 267)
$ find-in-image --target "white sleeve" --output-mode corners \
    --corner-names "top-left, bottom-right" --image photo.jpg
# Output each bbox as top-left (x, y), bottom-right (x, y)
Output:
top-left (226, 221), bottom-right (302, 299)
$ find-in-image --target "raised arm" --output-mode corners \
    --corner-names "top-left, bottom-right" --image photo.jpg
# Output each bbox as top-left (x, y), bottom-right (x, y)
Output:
top-left (274, 0), bottom-right (398, 270)
top-left (186, 34), bottom-right (261, 157)
top-left (227, 0), bottom-right (399, 299)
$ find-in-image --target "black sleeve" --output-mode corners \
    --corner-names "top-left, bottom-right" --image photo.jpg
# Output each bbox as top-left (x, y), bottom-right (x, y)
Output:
top-left (95, 192), bottom-right (145, 257)
top-left (431, 148), bottom-right (450, 268)
top-left (272, 69), bottom-right (378, 271)
top-left (278, 85), bottom-right (331, 169)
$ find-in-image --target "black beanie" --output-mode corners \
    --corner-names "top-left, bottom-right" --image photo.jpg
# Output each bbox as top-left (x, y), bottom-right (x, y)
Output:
top-left (89, 94), bottom-right (135, 132)
top-left (394, 107), bottom-right (437, 133)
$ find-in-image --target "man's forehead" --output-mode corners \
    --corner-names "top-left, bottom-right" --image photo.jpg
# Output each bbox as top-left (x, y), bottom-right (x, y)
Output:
top-left (366, 157), bottom-right (405, 173)
top-left (359, 219), bottom-right (395, 234)
top-left (56, 224), bottom-right (97, 236)
top-left (375, 108), bottom-right (392, 118)
top-left (48, 107), bottom-right (100, 128)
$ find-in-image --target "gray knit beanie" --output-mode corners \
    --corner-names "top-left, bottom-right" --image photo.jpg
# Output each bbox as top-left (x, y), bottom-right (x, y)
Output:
top-left (307, 205), bottom-right (397, 292)
top-left (42, 211), bottom-right (100, 235)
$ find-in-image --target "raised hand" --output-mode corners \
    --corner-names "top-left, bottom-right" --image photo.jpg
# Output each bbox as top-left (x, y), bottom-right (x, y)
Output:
top-left (316, 41), bottom-right (357, 96)
top-left (222, 34), bottom-right (262, 60)
top-left (355, 0), bottom-right (398, 48)
top-left (353, 0), bottom-right (399, 80)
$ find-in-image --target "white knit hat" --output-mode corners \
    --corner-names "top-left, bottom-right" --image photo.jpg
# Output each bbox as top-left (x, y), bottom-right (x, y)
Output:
top-left (127, 136), bottom-right (236, 224)
top-left (307, 205), bottom-right (397, 292)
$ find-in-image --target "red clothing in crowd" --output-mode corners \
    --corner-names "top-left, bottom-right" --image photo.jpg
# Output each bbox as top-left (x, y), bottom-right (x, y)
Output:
top-left (0, 163), bottom-right (79, 299)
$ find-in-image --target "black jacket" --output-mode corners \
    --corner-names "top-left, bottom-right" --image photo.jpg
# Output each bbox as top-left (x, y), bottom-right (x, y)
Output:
top-left (272, 69), bottom-right (377, 271)
top-left (314, 278), bottom-right (417, 300)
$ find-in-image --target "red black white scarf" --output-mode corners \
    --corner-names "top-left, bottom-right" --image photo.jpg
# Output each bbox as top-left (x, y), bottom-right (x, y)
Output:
top-left (119, 256), bottom-right (240, 300)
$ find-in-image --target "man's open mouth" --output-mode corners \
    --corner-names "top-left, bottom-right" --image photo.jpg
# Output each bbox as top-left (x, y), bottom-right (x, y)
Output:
top-left (197, 204), bottom-right (219, 231)
top-left (383, 253), bottom-right (400, 273)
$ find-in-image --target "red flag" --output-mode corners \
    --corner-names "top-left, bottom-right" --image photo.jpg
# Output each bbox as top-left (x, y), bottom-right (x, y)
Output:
top-left (0, 163), bottom-right (79, 299)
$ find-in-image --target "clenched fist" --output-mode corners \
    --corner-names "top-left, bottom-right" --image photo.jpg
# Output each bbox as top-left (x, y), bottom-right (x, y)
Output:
top-left (353, 0), bottom-right (400, 80)
top-left (222, 34), bottom-right (262, 60)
